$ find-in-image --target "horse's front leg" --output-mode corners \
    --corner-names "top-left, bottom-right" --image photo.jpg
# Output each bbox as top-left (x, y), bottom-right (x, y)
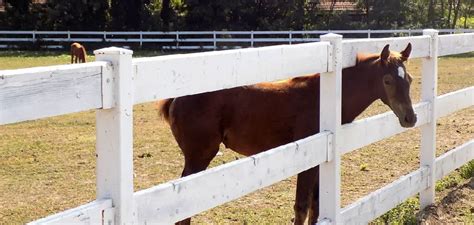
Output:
top-left (294, 167), bottom-right (319, 225)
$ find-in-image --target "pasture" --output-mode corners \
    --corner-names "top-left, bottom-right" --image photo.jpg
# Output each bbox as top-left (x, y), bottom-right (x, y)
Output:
top-left (0, 50), bottom-right (473, 224)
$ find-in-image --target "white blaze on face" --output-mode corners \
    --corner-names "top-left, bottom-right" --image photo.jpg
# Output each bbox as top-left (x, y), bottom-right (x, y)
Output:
top-left (398, 67), bottom-right (405, 78)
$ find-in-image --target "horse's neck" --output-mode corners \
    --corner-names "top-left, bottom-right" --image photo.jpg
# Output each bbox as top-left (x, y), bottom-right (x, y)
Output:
top-left (341, 66), bottom-right (380, 124)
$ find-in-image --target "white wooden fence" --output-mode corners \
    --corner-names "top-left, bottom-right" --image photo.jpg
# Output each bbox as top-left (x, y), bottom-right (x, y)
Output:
top-left (0, 29), bottom-right (473, 50)
top-left (0, 29), bottom-right (473, 225)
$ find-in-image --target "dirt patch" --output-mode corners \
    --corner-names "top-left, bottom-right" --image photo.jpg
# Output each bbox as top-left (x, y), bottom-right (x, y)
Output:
top-left (419, 178), bottom-right (474, 224)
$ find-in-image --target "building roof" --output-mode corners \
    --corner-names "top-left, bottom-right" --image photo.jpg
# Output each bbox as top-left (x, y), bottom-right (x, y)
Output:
top-left (0, 0), bottom-right (47, 12)
top-left (317, 0), bottom-right (359, 11)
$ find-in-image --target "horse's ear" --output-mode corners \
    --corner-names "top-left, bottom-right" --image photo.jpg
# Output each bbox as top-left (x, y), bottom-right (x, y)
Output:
top-left (381, 44), bottom-right (390, 63)
top-left (401, 43), bottom-right (412, 61)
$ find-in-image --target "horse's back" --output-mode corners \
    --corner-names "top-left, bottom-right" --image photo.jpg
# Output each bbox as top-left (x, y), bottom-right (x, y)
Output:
top-left (71, 42), bottom-right (81, 49)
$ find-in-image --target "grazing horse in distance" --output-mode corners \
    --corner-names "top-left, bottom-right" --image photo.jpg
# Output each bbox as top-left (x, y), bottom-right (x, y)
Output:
top-left (70, 42), bottom-right (87, 64)
top-left (159, 43), bottom-right (416, 225)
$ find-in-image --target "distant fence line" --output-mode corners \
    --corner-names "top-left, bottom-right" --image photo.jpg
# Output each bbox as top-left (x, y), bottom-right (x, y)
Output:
top-left (0, 29), bottom-right (473, 50)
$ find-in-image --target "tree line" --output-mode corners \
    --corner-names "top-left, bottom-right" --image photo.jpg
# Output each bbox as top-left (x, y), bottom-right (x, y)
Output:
top-left (0, 0), bottom-right (472, 31)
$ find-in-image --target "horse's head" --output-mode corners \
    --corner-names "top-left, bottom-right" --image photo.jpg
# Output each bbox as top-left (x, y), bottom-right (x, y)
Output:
top-left (377, 43), bottom-right (417, 128)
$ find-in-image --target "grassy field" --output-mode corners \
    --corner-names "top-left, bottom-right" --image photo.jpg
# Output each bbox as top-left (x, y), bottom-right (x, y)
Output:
top-left (0, 50), bottom-right (472, 224)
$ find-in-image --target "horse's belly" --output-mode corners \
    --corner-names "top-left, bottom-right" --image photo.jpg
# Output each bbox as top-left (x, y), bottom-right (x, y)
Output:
top-left (222, 116), bottom-right (314, 156)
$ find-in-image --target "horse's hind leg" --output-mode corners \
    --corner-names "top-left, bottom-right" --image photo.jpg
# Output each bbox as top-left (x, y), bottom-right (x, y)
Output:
top-left (308, 166), bottom-right (320, 224)
top-left (174, 131), bottom-right (221, 225)
top-left (174, 148), bottom-right (219, 225)
top-left (294, 167), bottom-right (318, 225)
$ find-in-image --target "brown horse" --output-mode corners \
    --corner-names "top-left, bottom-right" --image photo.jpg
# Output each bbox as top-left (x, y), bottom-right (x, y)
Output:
top-left (70, 42), bottom-right (87, 64)
top-left (158, 43), bottom-right (416, 225)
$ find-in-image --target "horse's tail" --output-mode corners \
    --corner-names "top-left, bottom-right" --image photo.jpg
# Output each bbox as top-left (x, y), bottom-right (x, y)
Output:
top-left (81, 45), bottom-right (87, 63)
top-left (157, 99), bottom-right (174, 124)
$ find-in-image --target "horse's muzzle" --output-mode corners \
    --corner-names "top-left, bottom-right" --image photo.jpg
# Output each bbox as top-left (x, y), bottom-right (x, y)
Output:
top-left (400, 112), bottom-right (417, 128)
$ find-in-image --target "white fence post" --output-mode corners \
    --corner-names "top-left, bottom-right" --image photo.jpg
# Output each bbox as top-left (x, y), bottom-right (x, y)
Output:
top-left (289, 30), bottom-right (293, 45)
top-left (251, 31), bottom-right (254, 47)
top-left (213, 31), bottom-right (217, 50)
top-left (319, 33), bottom-right (343, 224)
top-left (139, 31), bottom-right (143, 48)
top-left (94, 47), bottom-right (135, 225)
top-left (176, 31), bottom-right (180, 49)
top-left (420, 29), bottom-right (439, 208)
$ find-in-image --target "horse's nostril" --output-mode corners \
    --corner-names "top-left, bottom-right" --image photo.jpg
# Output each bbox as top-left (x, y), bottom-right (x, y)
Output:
top-left (405, 114), bottom-right (417, 124)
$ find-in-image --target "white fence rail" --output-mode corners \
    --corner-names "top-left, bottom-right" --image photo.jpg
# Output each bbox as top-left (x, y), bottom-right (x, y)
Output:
top-left (0, 62), bottom-right (109, 124)
top-left (0, 29), bottom-right (473, 50)
top-left (133, 42), bottom-right (329, 103)
top-left (27, 199), bottom-right (114, 225)
top-left (135, 133), bottom-right (330, 223)
top-left (0, 30), bottom-right (472, 225)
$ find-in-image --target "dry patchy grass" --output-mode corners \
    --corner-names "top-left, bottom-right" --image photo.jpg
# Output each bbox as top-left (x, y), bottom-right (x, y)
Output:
top-left (0, 51), bottom-right (472, 224)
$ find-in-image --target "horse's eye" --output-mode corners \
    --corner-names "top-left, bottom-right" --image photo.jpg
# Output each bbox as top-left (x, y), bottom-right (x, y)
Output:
top-left (383, 75), bottom-right (394, 85)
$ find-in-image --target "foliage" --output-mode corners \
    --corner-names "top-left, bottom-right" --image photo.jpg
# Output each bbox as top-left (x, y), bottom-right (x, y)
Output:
top-left (372, 160), bottom-right (474, 224)
top-left (2, 0), bottom-right (32, 29)
top-left (459, 160), bottom-right (474, 179)
top-left (373, 197), bottom-right (420, 225)
top-left (44, 0), bottom-right (109, 30)
top-left (0, 0), bottom-right (472, 31)
top-left (110, 0), bottom-right (149, 30)
top-left (182, 0), bottom-right (305, 31)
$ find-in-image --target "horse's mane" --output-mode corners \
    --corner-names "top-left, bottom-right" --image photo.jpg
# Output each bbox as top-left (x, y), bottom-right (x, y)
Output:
top-left (356, 51), bottom-right (404, 67)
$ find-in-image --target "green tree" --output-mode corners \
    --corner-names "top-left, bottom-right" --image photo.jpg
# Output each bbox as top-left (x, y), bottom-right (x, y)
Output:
top-left (161, 0), bottom-right (171, 30)
top-left (3, 0), bottom-right (32, 29)
top-left (183, 0), bottom-right (306, 31)
top-left (357, 0), bottom-right (403, 29)
top-left (44, 0), bottom-right (108, 30)
top-left (110, 0), bottom-right (149, 30)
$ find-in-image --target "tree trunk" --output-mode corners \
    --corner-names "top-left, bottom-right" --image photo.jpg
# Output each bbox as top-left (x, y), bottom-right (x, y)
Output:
top-left (440, 0), bottom-right (446, 27)
top-left (295, 0), bottom-right (305, 30)
top-left (161, 0), bottom-right (171, 31)
top-left (451, 0), bottom-right (462, 28)
top-left (447, 0), bottom-right (453, 27)
top-left (463, 0), bottom-right (473, 28)
top-left (428, 0), bottom-right (435, 27)
top-left (325, 0), bottom-right (337, 29)
top-left (440, 0), bottom-right (445, 14)
top-left (365, 0), bottom-right (370, 28)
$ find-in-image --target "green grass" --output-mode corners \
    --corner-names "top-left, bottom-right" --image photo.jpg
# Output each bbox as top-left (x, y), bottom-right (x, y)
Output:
top-left (372, 198), bottom-right (420, 225)
top-left (0, 50), bottom-right (185, 70)
top-left (371, 160), bottom-right (474, 224)
top-left (457, 17), bottom-right (474, 29)
top-left (442, 51), bottom-right (474, 58)
top-left (0, 51), bottom-right (95, 69)
top-left (436, 160), bottom-right (474, 192)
